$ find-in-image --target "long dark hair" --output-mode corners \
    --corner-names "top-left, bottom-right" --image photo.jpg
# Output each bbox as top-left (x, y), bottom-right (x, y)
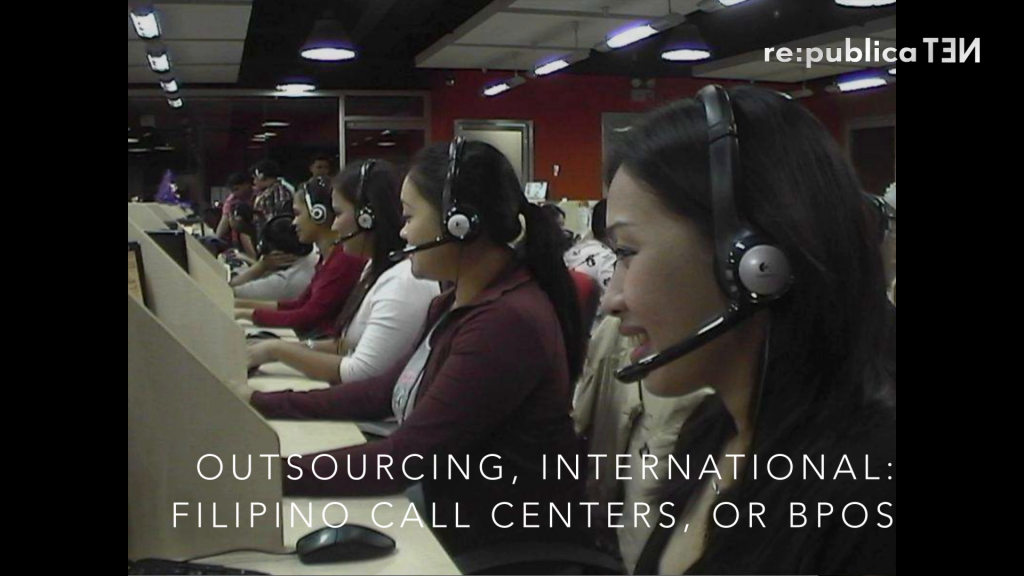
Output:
top-left (332, 159), bottom-right (405, 337)
top-left (258, 215), bottom-right (313, 258)
top-left (410, 141), bottom-right (584, 383)
top-left (606, 86), bottom-right (895, 573)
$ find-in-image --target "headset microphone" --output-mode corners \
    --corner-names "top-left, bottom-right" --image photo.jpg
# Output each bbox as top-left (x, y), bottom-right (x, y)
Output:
top-left (388, 237), bottom-right (456, 262)
top-left (334, 228), bottom-right (364, 247)
top-left (615, 305), bottom-right (754, 384)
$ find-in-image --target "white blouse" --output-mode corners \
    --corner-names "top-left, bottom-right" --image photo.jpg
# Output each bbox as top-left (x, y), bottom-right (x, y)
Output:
top-left (338, 259), bottom-right (440, 383)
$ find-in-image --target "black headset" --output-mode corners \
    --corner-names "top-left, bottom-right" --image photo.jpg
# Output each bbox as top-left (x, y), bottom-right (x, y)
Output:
top-left (336, 159), bottom-right (379, 246)
top-left (302, 176), bottom-right (333, 225)
top-left (864, 193), bottom-right (896, 243)
top-left (616, 85), bottom-right (794, 384)
top-left (390, 137), bottom-right (481, 261)
top-left (356, 160), bottom-right (378, 231)
top-left (257, 214), bottom-right (310, 258)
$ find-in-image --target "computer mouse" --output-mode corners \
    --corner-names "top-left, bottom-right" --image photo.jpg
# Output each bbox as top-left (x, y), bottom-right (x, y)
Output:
top-left (296, 525), bottom-right (397, 565)
top-left (246, 331), bottom-right (281, 341)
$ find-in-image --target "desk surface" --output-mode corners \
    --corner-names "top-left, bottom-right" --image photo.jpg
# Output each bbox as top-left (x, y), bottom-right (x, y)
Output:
top-left (239, 320), bottom-right (300, 342)
top-left (255, 362), bottom-right (315, 381)
top-left (206, 496), bottom-right (459, 575)
top-left (223, 361), bottom-right (458, 573)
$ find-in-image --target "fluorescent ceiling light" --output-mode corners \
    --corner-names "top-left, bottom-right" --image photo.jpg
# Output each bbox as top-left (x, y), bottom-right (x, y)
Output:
top-left (276, 83), bottom-right (316, 95)
top-left (160, 79), bottom-right (179, 94)
top-left (130, 10), bottom-right (161, 40)
top-left (482, 76), bottom-right (527, 97)
top-left (836, 73), bottom-right (888, 93)
top-left (607, 25), bottom-right (658, 49)
top-left (835, 0), bottom-right (896, 7)
top-left (535, 60), bottom-right (570, 76)
top-left (147, 52), bottom-right (171, 73)
top-left (533, 50), bottom-right (590, 77)
top-left (600, 13), bottom-right (685, 51)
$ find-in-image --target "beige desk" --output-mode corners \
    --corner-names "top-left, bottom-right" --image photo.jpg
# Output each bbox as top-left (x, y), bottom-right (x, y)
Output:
top-left (258, 362), bottom-right (315, 381)
top-left (209, 375), bottom-right (460, 575)
top-left (129, 258), bottom-right (457, 573)
top-left (238, 319), bottom-right (300, 342)
top-left (207, 496), bottom-right (459, 575)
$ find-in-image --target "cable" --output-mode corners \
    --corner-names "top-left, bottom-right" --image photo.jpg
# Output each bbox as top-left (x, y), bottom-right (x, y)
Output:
top-left (183, 549), bottom-right (296, 564)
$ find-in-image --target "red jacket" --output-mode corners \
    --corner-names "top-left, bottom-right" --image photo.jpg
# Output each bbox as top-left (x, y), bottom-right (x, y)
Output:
top-left (252, 247), bottom-right (364, 338)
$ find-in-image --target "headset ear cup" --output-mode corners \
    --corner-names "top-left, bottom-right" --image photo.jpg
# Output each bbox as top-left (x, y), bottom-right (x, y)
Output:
top-left (447, 213), bottom-right (472, 239)
top-left (737, 244), bottom-right (792, 300)
top-left (357, 208), bottom-right (375, 231)
top-left (310, 204), bottom-right (327, 224)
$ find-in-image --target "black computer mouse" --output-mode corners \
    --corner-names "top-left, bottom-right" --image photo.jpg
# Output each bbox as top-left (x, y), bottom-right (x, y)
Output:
top-left (246, 331), bottom-right (281, 341)
top-left (296, 525), bottom-right (397, 565)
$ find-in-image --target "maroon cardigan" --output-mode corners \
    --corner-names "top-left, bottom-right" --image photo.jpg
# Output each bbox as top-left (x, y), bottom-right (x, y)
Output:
top-left (252, 264), bottom-right (584, 552)
top-left (251, 247), bottom-right (364, 338)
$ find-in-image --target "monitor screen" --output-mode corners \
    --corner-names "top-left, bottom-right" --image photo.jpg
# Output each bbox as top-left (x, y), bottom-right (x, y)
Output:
top-left (128, 242), bottom-right (147, 306)
top-left (147, 230), bottom-right (189, 273)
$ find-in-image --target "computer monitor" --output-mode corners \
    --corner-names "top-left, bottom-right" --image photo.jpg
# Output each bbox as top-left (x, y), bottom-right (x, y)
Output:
top-left (147, 230), bottom-right (189, 273)
top-left (128, 242), bottom-right (148, 307)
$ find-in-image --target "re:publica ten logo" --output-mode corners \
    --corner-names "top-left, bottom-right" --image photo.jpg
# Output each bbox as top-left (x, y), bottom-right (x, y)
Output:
top-left (766, 38), bottom-right (981, 68)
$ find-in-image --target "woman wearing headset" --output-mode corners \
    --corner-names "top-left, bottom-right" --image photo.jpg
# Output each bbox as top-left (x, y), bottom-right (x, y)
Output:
top-left (241, 141), bottom-right (586, 556)
top-left (246, 160), bottom-right (440, 384)
top-left (601, 86), bottom-right (895, 575)
top-left (235, 176), bottom-right (365, 340)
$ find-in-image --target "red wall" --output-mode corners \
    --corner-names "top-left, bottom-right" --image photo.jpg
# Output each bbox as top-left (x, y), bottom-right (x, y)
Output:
top-left (430, 71), bottom-right (895, 200)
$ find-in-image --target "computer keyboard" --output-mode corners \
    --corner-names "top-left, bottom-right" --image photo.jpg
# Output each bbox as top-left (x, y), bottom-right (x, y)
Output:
top-left (128, 559), bottom-right (268, 575)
